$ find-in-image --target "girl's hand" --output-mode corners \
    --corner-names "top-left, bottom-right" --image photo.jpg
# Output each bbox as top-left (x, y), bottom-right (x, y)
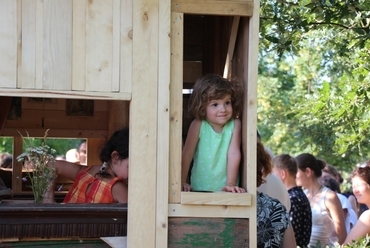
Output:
top-left (182, 183), bottom-right (192, 192)
top-left (222, 185), bottom-right (246, 193)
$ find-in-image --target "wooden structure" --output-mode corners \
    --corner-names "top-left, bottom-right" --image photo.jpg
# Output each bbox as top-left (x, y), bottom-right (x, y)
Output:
top-left (0, 0), bottom-right (259, 247)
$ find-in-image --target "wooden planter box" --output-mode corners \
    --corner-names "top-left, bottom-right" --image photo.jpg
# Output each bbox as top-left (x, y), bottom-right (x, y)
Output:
top-left (0, 203), bottom-right (127, 241)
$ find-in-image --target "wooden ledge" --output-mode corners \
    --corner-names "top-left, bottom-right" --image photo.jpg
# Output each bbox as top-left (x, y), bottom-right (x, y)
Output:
top-left (172, 0), bottom-right (254, 16)
top-left (181, 191), bottom-right (251, 206)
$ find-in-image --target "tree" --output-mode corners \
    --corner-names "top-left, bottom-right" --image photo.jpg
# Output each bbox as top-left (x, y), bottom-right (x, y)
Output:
top-left (258, 0), bottom-right (370, 170)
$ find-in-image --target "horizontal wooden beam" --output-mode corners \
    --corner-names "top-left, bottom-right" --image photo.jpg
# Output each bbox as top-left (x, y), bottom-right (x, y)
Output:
top-left (169, 203), bottom-right (251, 218)
top-left (172, 0), bottom-right (254, 16)
top-left (2, 128), bottom-right (108, 138)
top-left (0, 89), bottom-right (131, 101)
top-left (181, 192), bottom-right (251, 206)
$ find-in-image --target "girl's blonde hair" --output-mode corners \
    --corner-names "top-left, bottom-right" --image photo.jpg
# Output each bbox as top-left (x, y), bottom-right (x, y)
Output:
top-left (188, 74), bottom-right (243, 120)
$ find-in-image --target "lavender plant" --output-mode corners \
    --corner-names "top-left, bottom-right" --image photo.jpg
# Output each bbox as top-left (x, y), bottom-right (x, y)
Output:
top-left (16, 129), bottom-right (56, 203)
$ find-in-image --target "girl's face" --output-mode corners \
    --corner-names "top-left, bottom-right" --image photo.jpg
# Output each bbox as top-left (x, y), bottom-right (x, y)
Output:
top-left (352, 176), bottom-right (370, 205)
top-left (205, 94), bottom-right (233, 130)
top-left (114, 158), bottom-right (129, 180)
top-left (296, 168), bottom-right (309, 188)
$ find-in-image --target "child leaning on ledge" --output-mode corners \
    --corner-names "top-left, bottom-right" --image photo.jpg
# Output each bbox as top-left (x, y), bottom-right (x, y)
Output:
top-left (181, 74), bottom-right (245, 193)
top-left (44, 128), bottom-right (129, 204)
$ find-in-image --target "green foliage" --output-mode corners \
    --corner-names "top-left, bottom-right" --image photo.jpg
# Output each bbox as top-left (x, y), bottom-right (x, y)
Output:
top-left (0, 136), bottom-right (83, 158)
top-left (16, 130), bottom-right (56, 203)
top-left (258, 0), bottom-right (370, 171)
top-left (0, 137), bottom-right (13, 153)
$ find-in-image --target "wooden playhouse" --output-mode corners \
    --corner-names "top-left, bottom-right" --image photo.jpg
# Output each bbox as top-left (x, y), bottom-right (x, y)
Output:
top-left (0, 0), bottom-right (259, 247)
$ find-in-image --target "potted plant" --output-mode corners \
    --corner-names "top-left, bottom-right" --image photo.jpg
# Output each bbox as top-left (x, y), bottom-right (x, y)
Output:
top-left (16, 129), bottom-right (56, 203)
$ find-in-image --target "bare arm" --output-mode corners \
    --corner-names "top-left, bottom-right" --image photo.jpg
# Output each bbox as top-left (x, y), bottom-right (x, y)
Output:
top-left (222, 119), bottom-right (244, 193)
top-left (112, 182), bottom-right (128, 203)
top-left (43, 160), bottom-right (84, 203)
top-left (325, 190), bottom-right (347, 244)
top-left (348, 195), bottom-right (358, 216)
top-left (181, 120), bottom-right (201, 191)
top-left (344, 210), bottom-right (370, 245)
top-left (282, 225), bottom-right (297, 248)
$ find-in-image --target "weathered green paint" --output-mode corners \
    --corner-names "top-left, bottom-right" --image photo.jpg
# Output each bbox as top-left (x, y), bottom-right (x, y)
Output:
top-left (168, 217), bottom-right (248, 248)
top-left (219, 219), bottom-right (236, 247)
top-left (170, 219), bottom-right (238, 247)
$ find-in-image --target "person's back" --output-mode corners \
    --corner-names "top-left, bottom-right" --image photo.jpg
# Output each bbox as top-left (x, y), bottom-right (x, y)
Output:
top-left (307, 187), bottom-right (335, 247)
top-left (272, 154), bottom-right (311, 247)
top-left (63, 166), bottom-right (125, 203)
top-left (258, 173), bottom-right (291, 211)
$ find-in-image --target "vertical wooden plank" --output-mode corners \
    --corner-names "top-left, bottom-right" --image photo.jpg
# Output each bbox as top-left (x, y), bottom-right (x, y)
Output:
top-left (120, 0), bottom-right (133, 93)
top-left (111, 0), bottom-right (120, 92)
top-left (246, 4), bottom-right (260, 248)
top-left (87, 138), bottom-right (106, 166)
top-left (86, 0), bottom-right (113, 92)
top-left (35, 0), bottom-right (43, 89)
top-left (16, 0), bottom-right (22, 88)
top-left (235, 13), bottom-right (259, 248)
top-left (12, 136), bottom-right (23, 193)
top-left (223, 16), bottom-right (239, 79)
top-left (107, 101), bottom-right (130, 137)
top-left (128, 0), bottom-right (159, 247)
top-left (156, 0), bottom-right (171, 247)
top-left (0, 0), bottom-right (18, 88)
top-left (169, 12), bottom-right (183, 204)
top-left (21, 0), bottom-right (36, 89)
top-left (72, 0), bottom-right (86, 91)
top-left (43, 0), bottom-right (72, 90)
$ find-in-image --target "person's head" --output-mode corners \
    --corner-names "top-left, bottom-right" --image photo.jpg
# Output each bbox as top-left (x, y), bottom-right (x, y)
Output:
top-left (322, 176), bottom-right (341, 193)
top-left (351, 161), bottom-right (370, 205)
top-left (188, 74), bottom-right (242, 122)
top-left (295, 153), bottom-right (326, 188)
top-left (272, 154), bottom-right (297, 181)
top-left (257, 139), bottom-right (272, 187)
top-left (322, 163), bottom-right (343, 184)
top-left (66, 148), bottom-right (79, 163)
top-left (77, 141), bottom-right (87, 165)
top-left (99, 127), bottom-right (129, 179)
top-left (0, 153), bottom-right (12, 168)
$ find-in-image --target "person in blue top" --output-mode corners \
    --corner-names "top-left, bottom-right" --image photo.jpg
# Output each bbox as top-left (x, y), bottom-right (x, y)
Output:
top-left (181, 74), bottom-right (244, 193)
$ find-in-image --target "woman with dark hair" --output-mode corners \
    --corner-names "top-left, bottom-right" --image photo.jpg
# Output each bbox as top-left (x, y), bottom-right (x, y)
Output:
top-left (295, 153), bottom-right (346, 246)
top-left (257, 139), bottom-right (296, 248)
top-left (44, 127), bottom-right (129, 203)
top-left (344, 161), bottom-right (370, 245)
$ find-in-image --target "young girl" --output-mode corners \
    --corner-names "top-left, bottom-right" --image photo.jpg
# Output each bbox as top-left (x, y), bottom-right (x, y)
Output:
top-left (181, 74), bottom-right (244, 193)
top-left (44, 127), bottom-right (129, 203)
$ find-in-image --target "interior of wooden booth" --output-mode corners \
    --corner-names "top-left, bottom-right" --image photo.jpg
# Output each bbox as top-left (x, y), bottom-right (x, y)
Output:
top-left (0, 14), bottom-right (240, 201)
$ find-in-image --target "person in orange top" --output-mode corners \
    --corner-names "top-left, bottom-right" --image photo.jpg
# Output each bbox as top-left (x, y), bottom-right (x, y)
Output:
top-left (44, 127), bottom-right (129, 204)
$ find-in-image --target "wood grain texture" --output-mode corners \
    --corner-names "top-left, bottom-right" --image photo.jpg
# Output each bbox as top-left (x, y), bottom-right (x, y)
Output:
top-left (172, 0), bottom-right (253, 16)
top-left (0, 0), bottom-right (17, 88)
top-left (181, 192), bottom-right (251, 206)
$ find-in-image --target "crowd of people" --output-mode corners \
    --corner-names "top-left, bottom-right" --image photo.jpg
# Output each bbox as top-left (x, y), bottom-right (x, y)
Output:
top-left (257, 138), bottom-right (370, 247)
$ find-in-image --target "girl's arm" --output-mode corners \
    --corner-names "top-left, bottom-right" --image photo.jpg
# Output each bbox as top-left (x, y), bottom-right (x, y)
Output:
top-left (50, 160), bottom-right (84, 181)
top-left (223, 119), bottom-right (244, 193)
top-left (344, 210), bottom-right (370, 245)
top-left (112, 181), bottom-right (128, 203)
top-left (181, 120), bottom-right (201, 191)
top-left (43, 160), bottom-right (84, 203)
top-left (325, 189), bottom-right (347, 244)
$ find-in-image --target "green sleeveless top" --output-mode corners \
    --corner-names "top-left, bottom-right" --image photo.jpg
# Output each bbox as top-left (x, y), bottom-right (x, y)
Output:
top-left (191, 119), bottom-right (235, 191)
